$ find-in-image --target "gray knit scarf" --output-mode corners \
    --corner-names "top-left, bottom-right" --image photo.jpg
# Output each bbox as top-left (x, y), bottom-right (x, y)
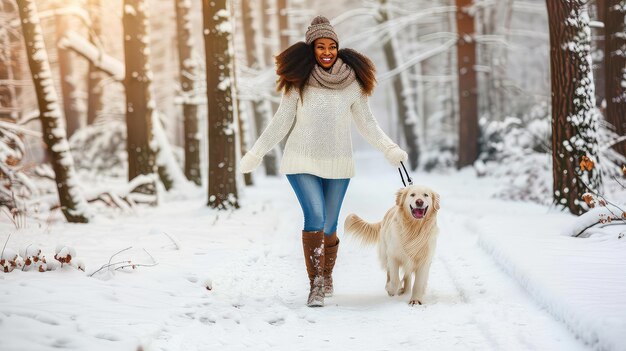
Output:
top-left (307, 57), bottom-right (356, 90)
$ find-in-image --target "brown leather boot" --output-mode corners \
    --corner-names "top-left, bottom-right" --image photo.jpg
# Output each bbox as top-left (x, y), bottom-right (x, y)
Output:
top-left (302, 230), bottom-right (325, 307)
top-left (324, 232), bottom-right (339, 297)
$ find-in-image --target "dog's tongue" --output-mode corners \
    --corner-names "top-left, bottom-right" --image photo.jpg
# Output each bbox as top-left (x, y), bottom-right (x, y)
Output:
top-left (412, 208), bottom-right (426, 219)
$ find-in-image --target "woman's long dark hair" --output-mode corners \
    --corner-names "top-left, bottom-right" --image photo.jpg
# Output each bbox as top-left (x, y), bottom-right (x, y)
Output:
top-left (275, 41), bottom-right (377, 99)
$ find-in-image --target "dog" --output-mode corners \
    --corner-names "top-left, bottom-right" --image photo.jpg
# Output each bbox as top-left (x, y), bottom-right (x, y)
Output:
top-left (344, 184), bottom-right (440, 306)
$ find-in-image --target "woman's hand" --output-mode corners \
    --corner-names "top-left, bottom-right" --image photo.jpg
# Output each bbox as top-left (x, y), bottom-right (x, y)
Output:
top-left (384, 145), bottom-right (408, 167)
top-left (239, 152), bottom-right (262, 173)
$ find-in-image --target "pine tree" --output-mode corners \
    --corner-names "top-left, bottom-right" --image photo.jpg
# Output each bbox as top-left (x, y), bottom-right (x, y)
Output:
top-left (0, 1), bottom-right (18, 120)
top-left (546, 0), bottom-right (603, 214)
top-left (123, 0), bottom-right (158, 196)
top-left (203, 0), bottom-right (239, 210)
top-left (241, 0), bottom-right (278, 176)
top-left (260, 0), bottom-right (280, 117)
top-left (604, 0), bottom-right (626, 156)
top-left (455, 0), bottom-right (479, 168)
top-left (86, 0), bottom-right (104, 125)
top-left (54, 12), bottom-right (80, 137)
top-left (175, 0), bottom-right (201, 185)
top-left (16, 0), bottom-right (90, 223)
top-left (277, 0), bottom-right (289, 51)
top-left (229, 0), bottom-right (250, 186)
top-left (592, 0), bottom-right (607, 109)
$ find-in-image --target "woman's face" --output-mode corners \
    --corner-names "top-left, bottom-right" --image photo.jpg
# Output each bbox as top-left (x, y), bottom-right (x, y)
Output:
top-left (313, 38), bottom-right (338, 69)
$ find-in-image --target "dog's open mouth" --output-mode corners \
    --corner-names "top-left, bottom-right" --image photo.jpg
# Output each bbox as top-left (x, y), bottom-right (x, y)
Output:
top-left (409, 205), bottom-right (428, 219)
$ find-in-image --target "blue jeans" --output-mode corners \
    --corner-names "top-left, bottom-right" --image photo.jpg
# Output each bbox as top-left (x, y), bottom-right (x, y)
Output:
top-left (286, 173), bottom-right (350, 236)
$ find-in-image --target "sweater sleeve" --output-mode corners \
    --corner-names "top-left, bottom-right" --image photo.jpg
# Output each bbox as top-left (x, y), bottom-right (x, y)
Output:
top-left (350, 92), bottom-right (398, 153)
top-left (248, 89), bottom-right (298, 158)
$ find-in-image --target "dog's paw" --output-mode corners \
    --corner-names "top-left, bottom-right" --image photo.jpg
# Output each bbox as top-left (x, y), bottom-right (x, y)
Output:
top-left (385, 284), bottom-right (397, 296)
top-left (408, 299), bottom-right (422, 306)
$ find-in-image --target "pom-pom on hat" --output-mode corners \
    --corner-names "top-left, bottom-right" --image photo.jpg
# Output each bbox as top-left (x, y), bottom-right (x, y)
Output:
top-left (305, 16), bottom-right (339, 45)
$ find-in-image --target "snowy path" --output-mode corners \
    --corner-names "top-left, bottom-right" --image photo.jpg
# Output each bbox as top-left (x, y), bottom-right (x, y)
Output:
top-left (0, 156), bottom-right (589, 350)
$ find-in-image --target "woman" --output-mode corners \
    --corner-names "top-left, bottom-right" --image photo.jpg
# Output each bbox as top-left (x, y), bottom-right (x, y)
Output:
top-left (239, 16), bottom-right (408, 307)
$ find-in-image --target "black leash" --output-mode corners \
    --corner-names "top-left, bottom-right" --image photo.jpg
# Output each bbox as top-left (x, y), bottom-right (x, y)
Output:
top-left (398, 161), bottom-right (412, 187)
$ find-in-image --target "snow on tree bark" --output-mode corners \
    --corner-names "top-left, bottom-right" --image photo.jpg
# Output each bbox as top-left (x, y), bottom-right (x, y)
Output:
top-left (455, 0), bottom-right (479, 168)
top-left (604, 0), bottom-right (626, 156)
top-left (86, 0), bottom-right (104, 125)
top-left (54, 13), bottom-right (80, 137)
top-left (261, 0), bottom-right (280, 118)
top-left (228, 0), bottom-right (251, 186)
top-left (175, 0), bottom-right (201, 185)
top-left (546, 0), bottom-right (603, 215)
top-left (203, 0), bottom-right (240, 210)
top-left (378, 0), bottom-right (421, 170)
top-left (260, 0), bottom-right (277, 70)
top-left (241, 0), bottom-right (278, 176)
top-left (475, 0), bottom-right (513, 122)
top-left (16, 0), bottom-right (90, 223)
top-left (123, 0), bottom-right (158, 197)
top-left (593, 0), bottom-right (607, 109)
top-left (277, 0), bottom-right (289, 51)
top-left (0, 1), bottom-right (18, 120)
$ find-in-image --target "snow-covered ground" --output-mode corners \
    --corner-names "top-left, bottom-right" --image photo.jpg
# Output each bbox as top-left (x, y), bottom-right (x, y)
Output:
top-left (0, 153), bottom-right (622, 350)
top-left (479, 212), bottom-right (626, 351)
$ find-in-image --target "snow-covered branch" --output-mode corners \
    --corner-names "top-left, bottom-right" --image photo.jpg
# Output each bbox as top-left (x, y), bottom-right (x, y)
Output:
top-left (378, 38), bottom-right (457, 82)
top-left (0, 120), bottom-right (42, 138)
top-left (342, 6), bottom-right (456, 48)
top-left (58, 31), bottom-right (124, 81)
top-left (330, 8), bottom-right (378, 26)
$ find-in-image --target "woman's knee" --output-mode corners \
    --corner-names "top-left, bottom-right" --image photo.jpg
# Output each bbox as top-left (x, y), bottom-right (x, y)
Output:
top-left (303, 208), bottom-right (325, 232)
top-left (323, 220), bottom-right (339, 234)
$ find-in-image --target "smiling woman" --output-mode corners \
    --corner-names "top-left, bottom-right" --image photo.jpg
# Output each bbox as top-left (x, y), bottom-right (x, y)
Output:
top-left (239, 15), bottom-right (408, 308)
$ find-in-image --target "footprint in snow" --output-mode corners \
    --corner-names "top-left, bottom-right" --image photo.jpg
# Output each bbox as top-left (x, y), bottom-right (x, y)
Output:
top-left (267, 317), bottom-right (285, 326)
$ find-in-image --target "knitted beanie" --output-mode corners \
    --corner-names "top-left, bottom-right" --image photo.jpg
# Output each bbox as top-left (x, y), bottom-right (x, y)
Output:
top-left (305, 16), bottom-right (339, 45)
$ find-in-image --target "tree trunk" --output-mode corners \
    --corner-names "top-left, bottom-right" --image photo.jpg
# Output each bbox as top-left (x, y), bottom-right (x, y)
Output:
top-left (123, 0), bottom-right (157, 196)
top-left (86, 0), bottom-right (104, 125)
top-left (448, 6), bottom-right (458, 144)
top-left (592, 0), bottom-right (607, 111)
top-left (260, 0), bottom-right (280, 118)
top-left (0, 1), bottom-right (17, 121)
top-left (277, 0), bottom-right (289, 51)
top-left (203, 0), bottom-right (239, 210)
top-left (55, 13), bottom-right (80, 137)
top-left (234, 85), bottom-right (252, 186)
top-left (260, 0), bottom-right (275, 69)
top-left (455, 0), bottom-right (479, 168)
top-left (496, 0), bottom-right (513, 120)
top-left (16, 0), bottom-right (90, 223)
top-left (547, 0), bottom-right (603, 215)
top-left (378, 0), bottom-right (420, 170)
top-left (241, 0), bottom-right (278, 176)
top-left (476, 2), bottom-right (494, 121)
top-left (604, 0), bottom-right (626, 156)
top-left (174, 0), bottom-right (201, 185)
top-left (228, 0), bottom-right (251, 186)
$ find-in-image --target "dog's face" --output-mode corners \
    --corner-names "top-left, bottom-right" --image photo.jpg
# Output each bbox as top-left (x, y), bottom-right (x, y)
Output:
top-left (395, 185), bottom-right (440, 220)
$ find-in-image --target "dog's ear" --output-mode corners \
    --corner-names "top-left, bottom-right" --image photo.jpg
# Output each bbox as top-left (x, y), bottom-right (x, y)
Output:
top-left (432, 191), bottom-right (440, 211)
top-left (395, 188), bottom-right (406, 207)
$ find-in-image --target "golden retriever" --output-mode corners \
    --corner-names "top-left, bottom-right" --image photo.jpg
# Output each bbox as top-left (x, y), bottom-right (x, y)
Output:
top-left (344, 184), bottom-right (440, 305)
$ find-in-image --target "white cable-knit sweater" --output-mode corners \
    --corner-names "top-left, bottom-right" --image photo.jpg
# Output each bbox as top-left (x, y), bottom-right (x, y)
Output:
top-left (246, 81), bottom-right (399, 179)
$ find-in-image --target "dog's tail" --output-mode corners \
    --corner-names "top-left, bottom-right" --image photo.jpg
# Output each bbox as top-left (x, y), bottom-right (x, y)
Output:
top-left (344, 213), bottom-right (381, 245)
